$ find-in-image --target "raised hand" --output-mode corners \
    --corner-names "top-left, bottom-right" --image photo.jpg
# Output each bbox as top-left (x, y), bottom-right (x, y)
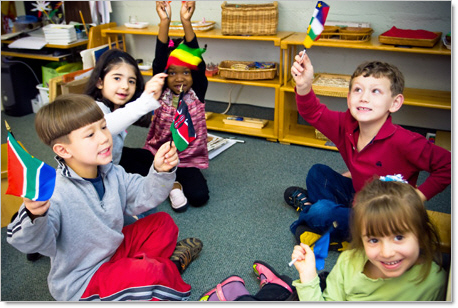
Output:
top-left (144, 72), bottom-right (167, 100)
top-left (291, 51), bottom-right (315, 96)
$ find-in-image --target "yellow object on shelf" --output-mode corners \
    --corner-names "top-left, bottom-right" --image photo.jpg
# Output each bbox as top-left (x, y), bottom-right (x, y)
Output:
top-left (223, 116), bottom-right (268, 129)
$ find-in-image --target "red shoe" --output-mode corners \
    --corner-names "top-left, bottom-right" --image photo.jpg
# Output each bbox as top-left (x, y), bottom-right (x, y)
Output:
top-left (253, 260), bottom-right (293, 293)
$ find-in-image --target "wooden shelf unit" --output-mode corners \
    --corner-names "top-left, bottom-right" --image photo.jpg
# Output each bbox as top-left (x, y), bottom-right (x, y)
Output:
top-left (279, 32), bottom-right (451, 149)
top-left (1, 38), bottom-right (88, 62)
top-left (102, 25), bottom-right (294, 141)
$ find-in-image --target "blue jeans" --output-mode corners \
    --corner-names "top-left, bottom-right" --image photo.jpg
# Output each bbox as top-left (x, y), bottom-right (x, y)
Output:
top-left (290, 164), bottom-right (355, 242)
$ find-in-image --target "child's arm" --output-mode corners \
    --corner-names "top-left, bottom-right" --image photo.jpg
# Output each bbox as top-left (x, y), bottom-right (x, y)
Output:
top-left (153, 141), bottom-right (179, 173)
top-left (292, 243), bottom-right (318, 284)
top-left (180, 1), bottom-right (195, 43)
top-left (291, 51), bottom-right (315, 96)
top-left (101, 73), bottom-right (167, 135)
top-left (156, 1), bottom-right (171, 44)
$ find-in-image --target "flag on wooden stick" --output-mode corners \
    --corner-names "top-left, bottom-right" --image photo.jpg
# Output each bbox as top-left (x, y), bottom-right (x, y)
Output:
top-left (170, 89), bottom-right (196, 152)
top-left (5, 121), bottom-right (56, 201)
top-left (303, 1), bottom-right (330, 49)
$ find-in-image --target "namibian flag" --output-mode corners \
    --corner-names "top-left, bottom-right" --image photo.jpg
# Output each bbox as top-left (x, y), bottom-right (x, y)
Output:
top-left (170, 92), bottom-right (196, 152)
top-left (165, 43), bottom-right (206, 71)
top-left (5, 125), bottom-right (56, 201)
top-left (303, 1), bottom-right (330, 49)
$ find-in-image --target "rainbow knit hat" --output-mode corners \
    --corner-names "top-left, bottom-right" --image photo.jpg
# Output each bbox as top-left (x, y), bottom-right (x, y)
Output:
top-left (165, 43), bottom-right (206, 71)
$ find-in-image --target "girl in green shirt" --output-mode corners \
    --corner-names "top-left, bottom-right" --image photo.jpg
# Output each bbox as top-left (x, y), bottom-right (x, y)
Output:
top-left (291, 177), bottom-right (447, 301)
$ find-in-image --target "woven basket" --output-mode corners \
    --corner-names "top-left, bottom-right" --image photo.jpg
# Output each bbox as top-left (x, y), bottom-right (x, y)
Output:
top-left (218, 60), bottom-right (277, 80)
top-left (221, 1), bottom-right (278, 36)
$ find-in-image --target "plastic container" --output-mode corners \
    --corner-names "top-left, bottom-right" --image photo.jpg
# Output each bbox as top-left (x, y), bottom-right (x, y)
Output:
top-left (36, 84), bottom-right (49, 105)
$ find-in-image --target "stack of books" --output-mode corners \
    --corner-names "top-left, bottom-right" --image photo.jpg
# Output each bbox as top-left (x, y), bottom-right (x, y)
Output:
top-left (43, 24), bottom-right (77, 45)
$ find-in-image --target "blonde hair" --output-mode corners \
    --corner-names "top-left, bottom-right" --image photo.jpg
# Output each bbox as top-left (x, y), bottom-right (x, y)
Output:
top-left (350, 178), bottom-right (442, 282)
top-left (35, 94), bottom-right (104, 147)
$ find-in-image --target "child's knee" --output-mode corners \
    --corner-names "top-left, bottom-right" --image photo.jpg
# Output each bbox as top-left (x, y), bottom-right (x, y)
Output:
top-left (306, 164), bottom-right (331, 181)
top-left (188, 190), bottom-right (209, 207)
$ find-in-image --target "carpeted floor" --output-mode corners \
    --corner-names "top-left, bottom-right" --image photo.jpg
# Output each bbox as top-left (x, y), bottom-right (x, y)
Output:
top-left (1, 104), bottom-right (451, 301)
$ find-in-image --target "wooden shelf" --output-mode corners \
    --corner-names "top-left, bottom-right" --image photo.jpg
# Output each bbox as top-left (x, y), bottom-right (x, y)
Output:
top-left (206, 112), bottom-right (277, 141)
top-left (102, 25), bottom-right (294, 46)
top-left (1, 38), bottom-right (87, 62)
top-left (1, 50), bottom-right (70, 61)
top-left (279, 32), bottom-right (451, 150)
top-left (280, 124), bottom-right (338, 151)
top-left (280, 32), bottom-right (451, 55)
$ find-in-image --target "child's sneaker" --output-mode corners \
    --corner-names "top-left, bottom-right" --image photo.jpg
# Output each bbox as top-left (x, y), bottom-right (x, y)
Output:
top-left (253, 260), bottom-right (293, 293)
top-left (169, 182), bottom-right (189, 212)
top-left (170, 238), bottom-right (203, 274)
top-left (283, 186), bottom-right (310, 212)
top-left (199, 275), bottom-right (249, 301)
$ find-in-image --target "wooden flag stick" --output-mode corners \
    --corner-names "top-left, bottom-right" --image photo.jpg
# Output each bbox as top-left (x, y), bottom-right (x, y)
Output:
top-left (4, 120), bottom-right (11, 132)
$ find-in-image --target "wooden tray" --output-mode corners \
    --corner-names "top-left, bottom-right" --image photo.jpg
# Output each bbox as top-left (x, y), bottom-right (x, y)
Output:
top-left (218, 60), bottom-right (277, 80)
top-left (167, 20), bottom-right (215, 32)
top-left (319, 29), bottom-right (373, 43)
top-left (312, 73), bottom-right (350, 97)
top-left (378, 31), bottom-right (442, 47)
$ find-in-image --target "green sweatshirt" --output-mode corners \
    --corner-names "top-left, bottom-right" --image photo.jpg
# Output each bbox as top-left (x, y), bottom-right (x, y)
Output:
top-left (293, 249), bottom-right (446, 301)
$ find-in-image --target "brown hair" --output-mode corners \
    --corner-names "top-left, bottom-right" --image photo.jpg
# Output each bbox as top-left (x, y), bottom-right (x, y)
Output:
top-left (350, 178), bottom-right (442, 283)
top-left (35, 94), bottom-right (104, 147)
top-left (349, 61), bottom-right (405, 97)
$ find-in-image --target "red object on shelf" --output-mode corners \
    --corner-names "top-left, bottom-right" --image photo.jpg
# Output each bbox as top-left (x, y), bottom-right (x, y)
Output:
top-left (381, 26), bottom-right (438, 40)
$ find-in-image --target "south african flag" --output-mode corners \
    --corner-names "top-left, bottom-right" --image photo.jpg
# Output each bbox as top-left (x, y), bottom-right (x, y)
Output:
top-left (5, 124), bottom-right (56, 201)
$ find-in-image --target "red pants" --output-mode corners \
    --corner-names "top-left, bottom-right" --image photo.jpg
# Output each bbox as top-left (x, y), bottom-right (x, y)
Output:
top-left (80, 212), bottom-right (191, 301)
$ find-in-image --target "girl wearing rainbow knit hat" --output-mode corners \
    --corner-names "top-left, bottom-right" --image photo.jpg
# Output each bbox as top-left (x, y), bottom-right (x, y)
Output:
top-left (144, 1), bottom-right (209, 213)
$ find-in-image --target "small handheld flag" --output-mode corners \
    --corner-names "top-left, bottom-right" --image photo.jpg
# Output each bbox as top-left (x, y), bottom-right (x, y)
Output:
top-left (289, 221), bottom-right (338, 270)
top-left (170, 87), bottom-right (196, 152)
top-left (303, 1), bottom-right (330, 49)
top-left (5, 121), bottom-right (56, 201)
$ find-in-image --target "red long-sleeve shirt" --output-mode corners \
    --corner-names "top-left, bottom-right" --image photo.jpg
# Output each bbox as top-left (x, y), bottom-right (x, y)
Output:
top-left (296, 90), bottom-right (451, 200)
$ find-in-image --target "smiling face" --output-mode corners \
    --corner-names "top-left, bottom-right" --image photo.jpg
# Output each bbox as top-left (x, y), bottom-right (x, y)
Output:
top-left (167, 65), bottom-right (193, 95)
top-left (97, 63), bottom-right (137, 109)
top-left (347, 75), bottom-right (403, 129)
top-left (362, 231), bottom-right (420, 279)
top-left (59, 118), bottom-right (113, 178)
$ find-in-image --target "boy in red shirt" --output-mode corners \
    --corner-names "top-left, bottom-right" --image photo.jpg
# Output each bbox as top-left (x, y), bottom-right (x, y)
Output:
top-left (285, 52), bottom-right (451, 245)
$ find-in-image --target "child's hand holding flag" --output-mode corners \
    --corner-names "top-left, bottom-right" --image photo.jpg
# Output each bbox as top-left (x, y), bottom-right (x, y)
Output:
top-left (5, 121), bottom-right (56, 202)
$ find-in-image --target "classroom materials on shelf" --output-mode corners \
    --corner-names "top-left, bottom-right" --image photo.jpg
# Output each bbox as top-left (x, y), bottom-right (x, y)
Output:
top-left (221, 1), bottom-right (278, 36)
top-left (378, 26), bottom-right (441, 48)
top-left (223, 116), bottom-right (268, 129)
top-left (218, 61), bottom-right (277, 80)
top-left (124, 22), bottom-right (149, 29)
top-left (43, 24), bottom-right (77, 45)
top-left (167, 20), bottom-right (215, 32)
top-left (205, 63), bottom-right (219, 77)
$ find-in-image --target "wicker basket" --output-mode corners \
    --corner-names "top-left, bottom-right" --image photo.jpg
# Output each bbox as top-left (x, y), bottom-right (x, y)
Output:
top-left (221, 1), bottom-right (278, 36)
top-left (218, 60), bottom-right (277, 80)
